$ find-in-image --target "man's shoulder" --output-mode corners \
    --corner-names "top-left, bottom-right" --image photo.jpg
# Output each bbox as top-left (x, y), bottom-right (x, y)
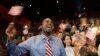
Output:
top-left (29, 34), bottom-right (44, 41)
top-left (30, 35), bottom-right (41, 38)
top-left (52, 36), bottom-right (62, 42)
top-left (30, 34), bottom-right (62, 42)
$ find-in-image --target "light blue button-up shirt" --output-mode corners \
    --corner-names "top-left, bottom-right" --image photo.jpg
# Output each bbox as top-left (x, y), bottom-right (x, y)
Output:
top-left (6, 34), bottom-right (66, 56)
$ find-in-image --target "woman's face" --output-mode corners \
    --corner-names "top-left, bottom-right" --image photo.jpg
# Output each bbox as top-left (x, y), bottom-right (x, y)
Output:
top-left (74, 40), bottom-right (81, 47)
top-left (64, 36), bottom-right (71, 46)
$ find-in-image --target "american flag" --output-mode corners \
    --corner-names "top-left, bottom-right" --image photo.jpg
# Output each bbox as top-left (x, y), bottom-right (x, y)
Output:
top-left (86, 28), bottom-right (97, 40)
top-left (8, 5), bottom-right (24, 16)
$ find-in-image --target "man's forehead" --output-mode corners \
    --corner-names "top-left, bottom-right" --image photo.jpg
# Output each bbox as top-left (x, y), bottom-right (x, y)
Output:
top-left (43, 18), bottom-right (52, 22)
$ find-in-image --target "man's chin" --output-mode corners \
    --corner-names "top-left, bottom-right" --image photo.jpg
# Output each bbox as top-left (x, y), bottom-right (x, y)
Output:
top-left (46, 31), bottom-right (52, 33)
top-left (44, 30), bottom-right (52, 33)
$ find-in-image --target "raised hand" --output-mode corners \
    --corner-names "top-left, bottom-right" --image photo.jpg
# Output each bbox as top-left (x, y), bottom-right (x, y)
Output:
top-left (5, 22), bottom-right (16, 40)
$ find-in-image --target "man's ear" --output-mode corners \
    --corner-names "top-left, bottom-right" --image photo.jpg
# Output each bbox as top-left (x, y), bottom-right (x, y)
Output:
top-left (40, 25), bottom-right (43, 31)
top-left (52, 25), bottom-right (54, 30)
top-left (38, 25), bottom-right (42, 30)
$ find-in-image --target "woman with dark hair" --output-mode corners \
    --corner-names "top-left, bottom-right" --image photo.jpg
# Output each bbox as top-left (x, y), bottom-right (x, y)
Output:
top-left (63, 34), bottom-right (75, 56)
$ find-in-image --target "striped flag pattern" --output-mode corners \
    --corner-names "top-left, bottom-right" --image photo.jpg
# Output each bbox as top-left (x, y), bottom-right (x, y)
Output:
top-left (86, 28), bottom-right (97, 40)
top-left (45, 38), bottom-right (52, 56)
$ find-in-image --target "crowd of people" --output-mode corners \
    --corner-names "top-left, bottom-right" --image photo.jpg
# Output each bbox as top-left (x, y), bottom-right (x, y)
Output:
top-left (0, 17), bottom-right (100, 56)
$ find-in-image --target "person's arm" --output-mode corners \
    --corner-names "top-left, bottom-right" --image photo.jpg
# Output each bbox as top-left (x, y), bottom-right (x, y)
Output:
top-left (59, 40), bottom-right (67, 56)
top-left (5, 22), bottom-right (32, 56)
top-left (6, 37), bottom-right (33, 56)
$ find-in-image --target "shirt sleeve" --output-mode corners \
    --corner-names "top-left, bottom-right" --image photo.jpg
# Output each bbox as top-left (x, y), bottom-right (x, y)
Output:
top-left (59, 40), bottom-right (67, 56)
top-left (6, 37), bottom-right (33, 56)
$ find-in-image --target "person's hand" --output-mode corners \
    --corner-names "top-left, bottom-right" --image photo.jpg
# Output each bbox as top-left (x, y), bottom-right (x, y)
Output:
top-left (5, 22), bottom-right (16, 40)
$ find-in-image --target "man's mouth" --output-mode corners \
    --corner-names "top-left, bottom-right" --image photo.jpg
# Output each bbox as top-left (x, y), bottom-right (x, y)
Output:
top-left (47, 27), bottom-right (51, 29)
top-left (47, 26), bottom-right (52, 29)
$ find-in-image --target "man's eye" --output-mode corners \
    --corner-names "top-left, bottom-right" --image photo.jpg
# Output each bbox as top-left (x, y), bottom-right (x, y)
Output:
top-left (46, 21), bottom-right (49, 22)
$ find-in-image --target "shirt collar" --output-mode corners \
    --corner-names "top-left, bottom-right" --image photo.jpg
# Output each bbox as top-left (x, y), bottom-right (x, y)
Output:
top-left (41, 33), bottom-right (55, 41)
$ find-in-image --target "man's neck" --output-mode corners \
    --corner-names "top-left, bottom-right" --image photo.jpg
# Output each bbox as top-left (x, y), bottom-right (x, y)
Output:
top-left (42, 31), bottom-right (52, 37)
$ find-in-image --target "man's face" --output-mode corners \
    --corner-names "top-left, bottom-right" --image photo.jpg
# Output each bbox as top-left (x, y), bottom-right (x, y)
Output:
top-left (42, 18), bottom-right (54, 32)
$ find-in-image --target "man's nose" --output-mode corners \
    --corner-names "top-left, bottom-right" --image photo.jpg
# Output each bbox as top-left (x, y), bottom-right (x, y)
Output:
top-left (48, 22), bottom-right (52, 25)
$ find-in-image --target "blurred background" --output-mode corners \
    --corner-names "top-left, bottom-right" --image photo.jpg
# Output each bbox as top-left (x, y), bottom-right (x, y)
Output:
top-left (0, 0), bottom-right (100, 31)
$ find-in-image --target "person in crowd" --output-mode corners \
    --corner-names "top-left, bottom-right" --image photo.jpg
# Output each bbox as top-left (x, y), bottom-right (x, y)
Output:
top-left (71, 30), bottom-right (86, 56)
top-left (73, 38), bottom-right (82, 56)
top-left (54, 20), bottom-right (68, 39)
top-left (80, 38), bottom-right (98, 56)
top-left (5, 18), bottom-right (66, 56)
top-left (86, 38), bottom-right (98, 56)
top-left (63, 34), bottom-right (75, 56)
top-left (21, 25), bottom-right (30, 42)
top-left (72, 30), bottom-right (82, 45)
top-left (70, 25), bottom-right (77, 35)
top-left (96, 33), bottom-right (100, 56)
top-left (80, 31), bottom-right (87, 47)
top-left (79, 34), bottom-right (88, 56)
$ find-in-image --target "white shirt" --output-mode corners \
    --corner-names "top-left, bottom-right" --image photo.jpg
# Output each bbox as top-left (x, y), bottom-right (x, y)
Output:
top-left (65, 46), bottom-right (75, 56)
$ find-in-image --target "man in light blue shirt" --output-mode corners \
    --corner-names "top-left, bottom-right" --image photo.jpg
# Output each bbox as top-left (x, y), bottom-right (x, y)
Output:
top-left (6, 18), bottom-right (66, 56)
